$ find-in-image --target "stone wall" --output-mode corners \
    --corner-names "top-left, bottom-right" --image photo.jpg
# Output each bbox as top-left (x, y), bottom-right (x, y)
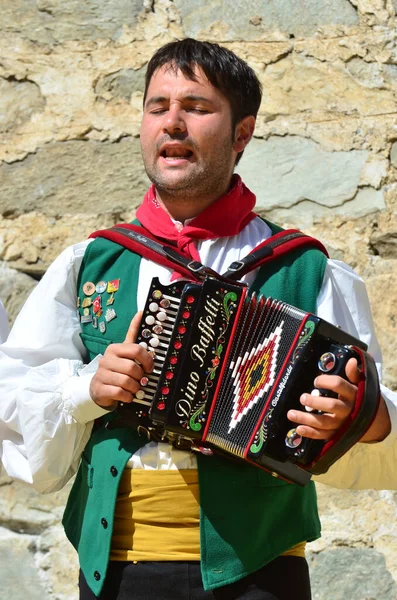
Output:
top-left (1, 1), bottom-right (396, 598)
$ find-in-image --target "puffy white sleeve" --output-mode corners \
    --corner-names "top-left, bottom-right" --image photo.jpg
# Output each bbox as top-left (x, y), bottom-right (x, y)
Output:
top-left (313, 260), bottom-right (397, 490)
top-left (0, 240), bottom-right (111, 493)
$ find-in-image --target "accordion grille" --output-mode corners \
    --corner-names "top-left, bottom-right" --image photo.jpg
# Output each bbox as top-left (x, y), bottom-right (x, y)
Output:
top-left (205, 298), bottom-right (306, 457)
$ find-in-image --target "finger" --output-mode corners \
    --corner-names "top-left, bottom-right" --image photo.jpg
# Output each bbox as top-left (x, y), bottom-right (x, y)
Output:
top-left (288, 409), bottom-right (339, 431)
top-left (295, 425), bottom-right (337, 441)
top-left (100, 355), bottom-right (146, 380)
top-left (98, 371), bottom-right (142, 395)
top-left (124, 311), bottom-right (143, 344)
top-left (104, 341), bottom-right (154, 374)
top-left (300, 393), bottom-right (353, 417)
top-left (345, 357), bottom-right (360, 385)
top-left (89, 382), bottom-right (138, 408)
top-left (313, 374), bottom-right (357, 402)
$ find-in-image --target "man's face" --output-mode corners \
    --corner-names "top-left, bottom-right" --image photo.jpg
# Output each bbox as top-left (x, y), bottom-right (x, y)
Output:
top-left (140, 64), bottom-right (238, 209)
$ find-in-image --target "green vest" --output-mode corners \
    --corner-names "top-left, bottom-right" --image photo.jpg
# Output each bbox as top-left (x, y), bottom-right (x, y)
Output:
top-left (63, 221), bottom-right (327, 596)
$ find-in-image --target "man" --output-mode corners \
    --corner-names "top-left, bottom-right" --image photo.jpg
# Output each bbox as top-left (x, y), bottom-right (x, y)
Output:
top-left (0, 39), bottom-right (396, 600)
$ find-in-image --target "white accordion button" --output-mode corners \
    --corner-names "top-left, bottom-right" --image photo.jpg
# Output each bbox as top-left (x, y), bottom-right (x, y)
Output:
top-left (306, 389), bottom-right (320, 411)
top-left (145, 315), bottom-right (155, 325)
top-left (139, 342), bottom-right (148, 349)
top-left (149, 337), bottom-right (160, 348)
top-left (157, 311), bottom-right (167, 321)
top-left (149, 302), bottom-right (159, 312)
top-left (135, 390), bottom-right (145, 400)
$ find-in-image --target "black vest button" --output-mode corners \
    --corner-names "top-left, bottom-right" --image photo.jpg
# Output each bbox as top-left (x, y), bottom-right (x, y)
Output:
top-left (101, 518), bottom-right (108, 529)
top-left (94, 571), bottom-right (101, 581)
top-left (110, 466), bottom-right (118, 477)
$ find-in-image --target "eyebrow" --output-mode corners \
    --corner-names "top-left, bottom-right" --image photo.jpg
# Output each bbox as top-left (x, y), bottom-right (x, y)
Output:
top-left (145, 95), bottom-right (213, 109)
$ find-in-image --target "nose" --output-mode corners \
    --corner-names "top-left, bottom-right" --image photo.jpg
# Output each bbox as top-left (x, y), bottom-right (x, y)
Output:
top-left (163, 104), bottom-right (187, 134)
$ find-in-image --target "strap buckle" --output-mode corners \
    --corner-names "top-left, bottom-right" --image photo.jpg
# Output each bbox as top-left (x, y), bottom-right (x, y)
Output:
top-left (187, 261), bottom-right (228, 283)
top-left (226, 260), bottom-right (245, 273)
top-left (187, 260), bottom-right (206, 273)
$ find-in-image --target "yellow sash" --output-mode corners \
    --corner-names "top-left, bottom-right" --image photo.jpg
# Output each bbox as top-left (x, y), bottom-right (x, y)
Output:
top-left (110, 469), bottom-right (306, 562)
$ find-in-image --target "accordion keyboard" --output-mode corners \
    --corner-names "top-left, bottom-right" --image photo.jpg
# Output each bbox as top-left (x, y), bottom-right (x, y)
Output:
top-left (131, 279), bottom-right (185, 408)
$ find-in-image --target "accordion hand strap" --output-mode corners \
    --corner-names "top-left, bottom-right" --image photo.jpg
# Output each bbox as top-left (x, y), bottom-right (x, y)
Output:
top-left (309, 347), bottom-right (381, 475)
top-left (89, 224), bottom-right (328, 281)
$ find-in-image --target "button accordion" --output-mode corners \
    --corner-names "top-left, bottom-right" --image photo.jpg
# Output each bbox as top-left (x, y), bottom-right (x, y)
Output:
top-left (116, 276), bottom-right (380, 486)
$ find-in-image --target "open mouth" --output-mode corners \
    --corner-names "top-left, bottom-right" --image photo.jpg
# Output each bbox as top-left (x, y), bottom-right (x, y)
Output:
top-left (160, 147), bottom-right (194, 160)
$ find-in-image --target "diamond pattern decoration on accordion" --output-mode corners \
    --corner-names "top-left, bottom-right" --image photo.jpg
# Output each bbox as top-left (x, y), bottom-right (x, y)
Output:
top-left (228, 321), bottom-right (283, 433)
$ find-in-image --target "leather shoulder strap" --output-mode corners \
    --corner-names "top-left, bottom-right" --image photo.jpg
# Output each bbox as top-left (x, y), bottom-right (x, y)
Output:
top-left (89, 224), bottom-right (329, 282)
top-left (89, 224), bottom-right (221, 282)
top-left (222, 229), bottom-right (329, 280)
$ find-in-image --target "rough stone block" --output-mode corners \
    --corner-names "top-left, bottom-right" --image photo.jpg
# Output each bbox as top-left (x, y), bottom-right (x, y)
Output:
top-left (0, 477), bottom-right (79, 599)
top-left (0, 78), bottom-right (45, 133)
top-left (309, 547), bottom-right (397, 600)
top-left (35, 525), bottom-right (79, 600)
top-left (0, 0), bottom-right (145, 44)
top-left (370, 231), bottom-right (397, 259)
top-left (0, 139), bottom-right (149, 217)
top-left (0, 478), bottom-right (71, 530)
top-left (236, 136), bottom-right (385, 225)
top-left (95, 67), bottom-right (146, 103)
top-left (0, 213), bottom-right (120, 278)
top-left (365, 271), bottom-right (397, 389)
top-left (390, 142), bottom-right (397, 166)
top-left (175, 0), bottom-right (358, 39)
top-left (259, 55), bottom-right (397, 120)
top-left (346, 58), bottom-right (397, 90)
top-left (0, 263), bottom-right (37, 326)
top-left (0, 527), bottom-right (49, 600)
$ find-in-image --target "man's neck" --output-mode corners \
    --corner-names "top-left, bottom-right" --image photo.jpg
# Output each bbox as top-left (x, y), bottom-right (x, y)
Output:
top-left (154, 183), bottom-right (233, 223)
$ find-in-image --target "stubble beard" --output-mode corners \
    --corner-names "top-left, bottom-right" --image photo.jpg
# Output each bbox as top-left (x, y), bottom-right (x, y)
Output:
top-left (142, 136), bottom-right (236, 208)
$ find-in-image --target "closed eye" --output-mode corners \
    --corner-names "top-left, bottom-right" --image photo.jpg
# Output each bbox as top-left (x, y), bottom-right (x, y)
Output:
top-left (187, 107), bottom-right (210, 114)
top-left (149, 107), bottom-right (168, 115)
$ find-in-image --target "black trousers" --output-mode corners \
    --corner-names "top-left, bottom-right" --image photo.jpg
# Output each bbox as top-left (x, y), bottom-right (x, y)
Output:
top-left (79, 557), bottom-right (311, 600)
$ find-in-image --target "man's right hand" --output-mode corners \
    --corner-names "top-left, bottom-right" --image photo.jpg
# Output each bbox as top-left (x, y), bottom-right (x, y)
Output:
top-left (89, 312), bottom-right (154, 409)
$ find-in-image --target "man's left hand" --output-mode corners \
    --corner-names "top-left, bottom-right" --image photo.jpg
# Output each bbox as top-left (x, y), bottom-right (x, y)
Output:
top-left (287, 358), bottom-right (391, 443)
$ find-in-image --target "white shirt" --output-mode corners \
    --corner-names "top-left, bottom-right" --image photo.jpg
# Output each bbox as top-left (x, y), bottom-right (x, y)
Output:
top-left (0, 217), bottom-right (396, 493)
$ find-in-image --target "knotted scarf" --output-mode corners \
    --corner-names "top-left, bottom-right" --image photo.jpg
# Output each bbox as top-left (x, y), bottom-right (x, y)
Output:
top-left (136, 175), bottom-right (257, 279)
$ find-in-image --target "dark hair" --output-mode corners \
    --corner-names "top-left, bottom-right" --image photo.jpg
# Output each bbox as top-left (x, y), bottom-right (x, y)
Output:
top-left (144, 38), bottom-right (262, 164)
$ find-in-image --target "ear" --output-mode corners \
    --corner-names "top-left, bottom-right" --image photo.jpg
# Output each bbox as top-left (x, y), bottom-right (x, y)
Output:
top-left (233, 116), bottom-right (256, 153)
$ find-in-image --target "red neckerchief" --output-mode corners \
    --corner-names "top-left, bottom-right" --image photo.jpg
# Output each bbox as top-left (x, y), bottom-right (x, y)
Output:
top-left (136, 175), bottom-right (257, 279)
